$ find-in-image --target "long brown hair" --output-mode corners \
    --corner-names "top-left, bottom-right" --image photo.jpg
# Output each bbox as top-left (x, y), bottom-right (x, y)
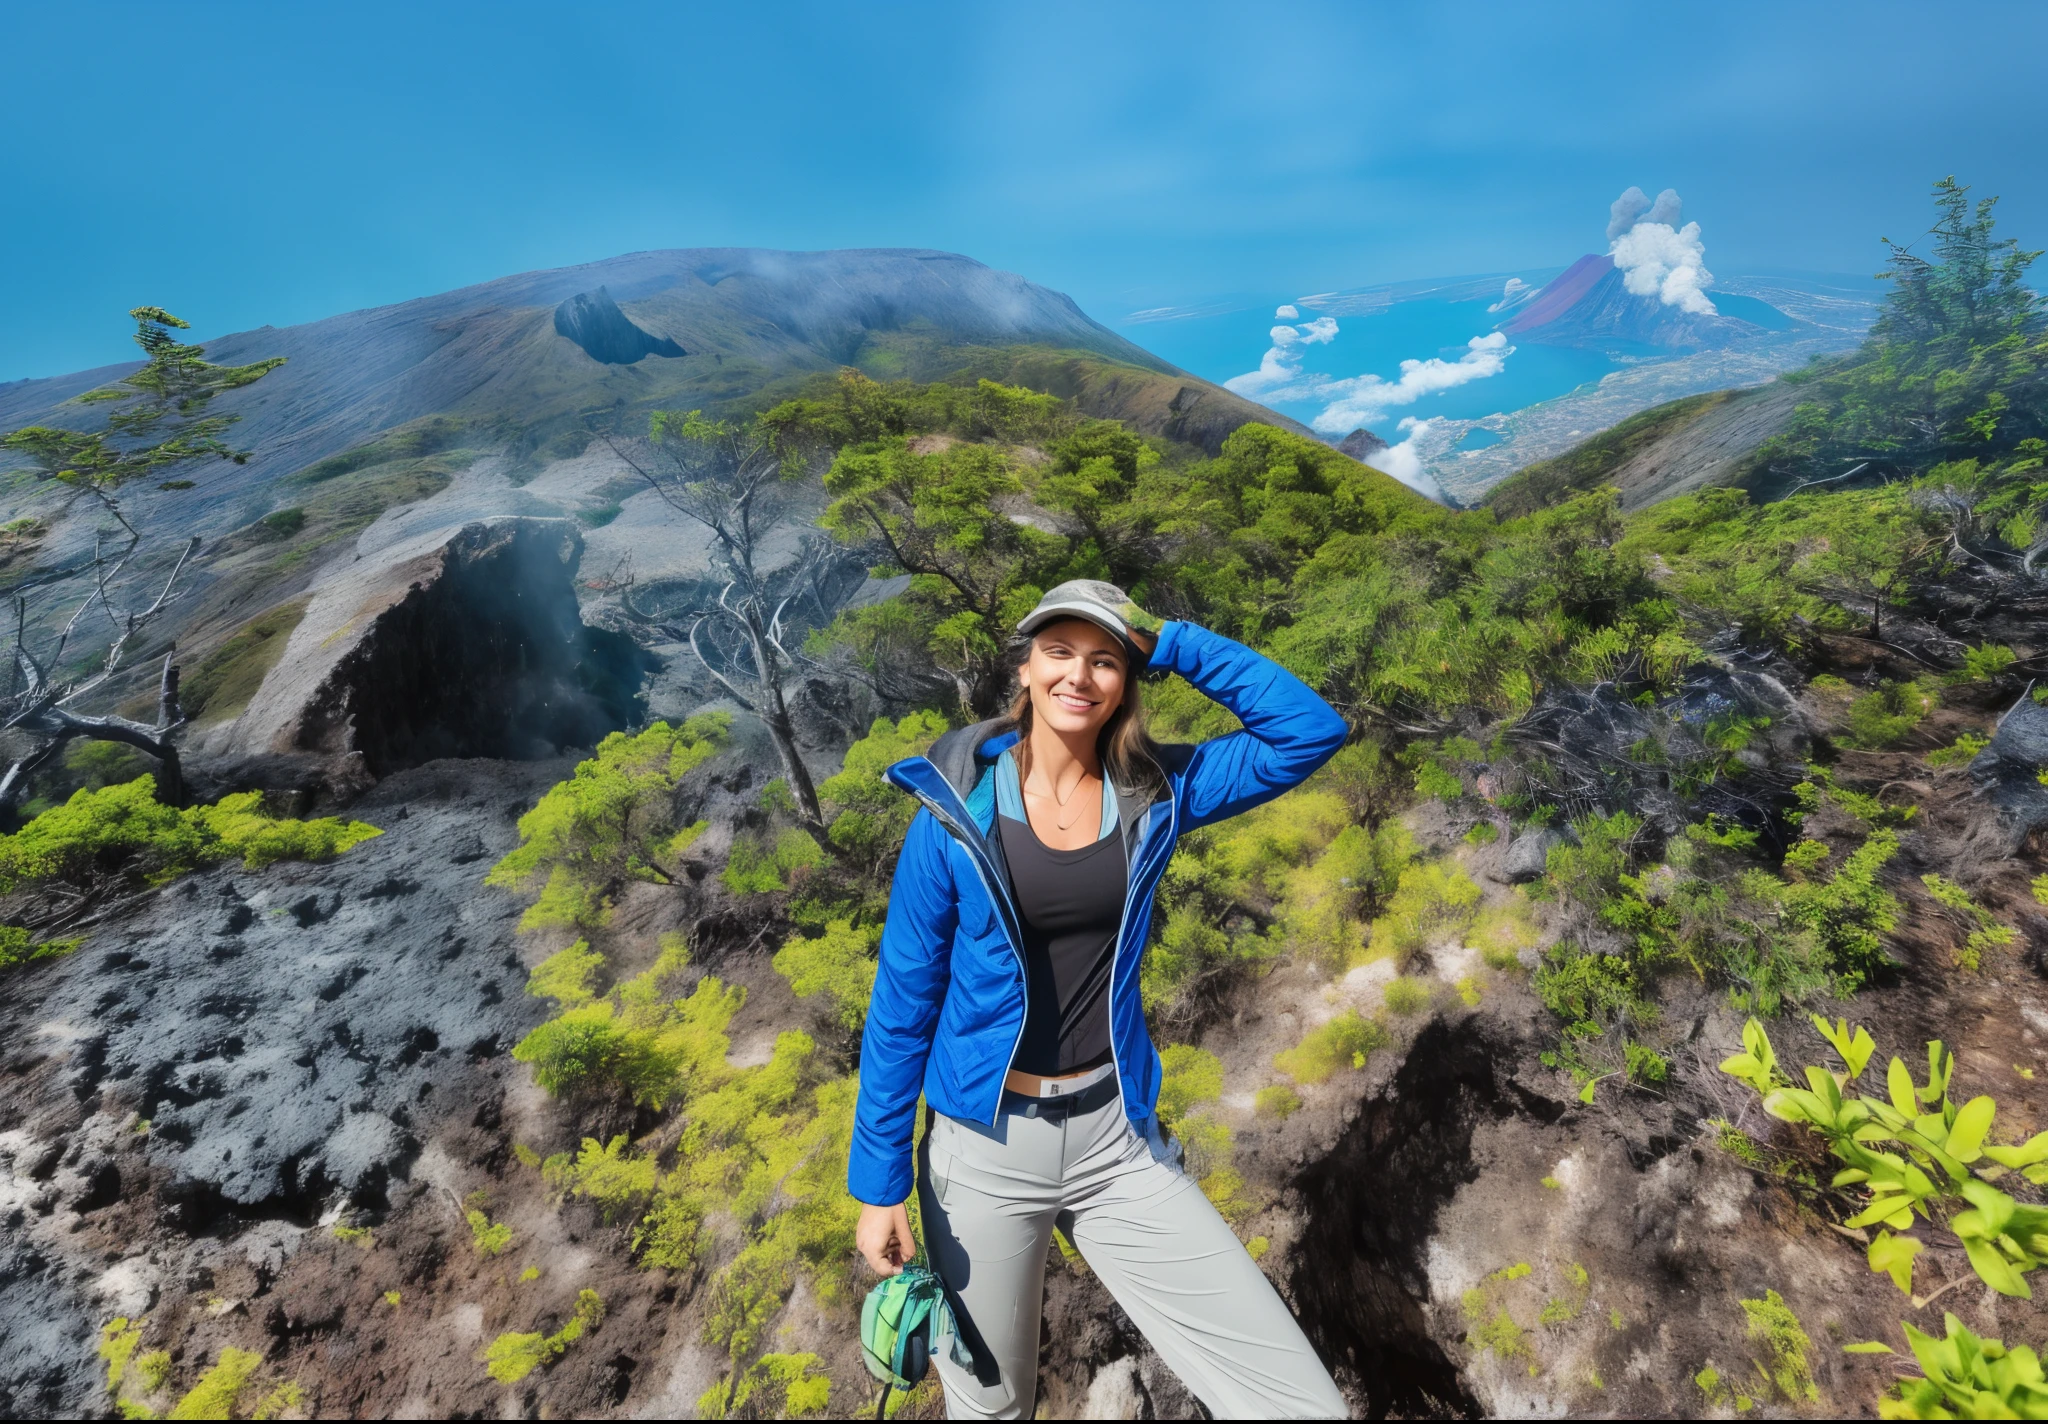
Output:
top-left (1004, 631), bottom-right (1165, 799)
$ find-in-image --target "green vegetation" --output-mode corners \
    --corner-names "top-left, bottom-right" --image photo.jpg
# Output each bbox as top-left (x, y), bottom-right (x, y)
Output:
top-left (1275, 1010), bottom-right (1392, 1085)
top-left (486, 714), bottom-right (730, 929)
top-left (1740, 1289), bottom-right (1818, 1403)
top-left (467, 1207), bottom-right (514, 1256)
top-left (178, 600), bottom-right (309, 725)
top-left (484, 1289), bottom-right (606, 1384)
top-left (699, 1352), bottom-right (832, 1419)
top-left (1382, 976), bottom-right (1431, 1015)
top-left (1485, 390), bottom-right (1739, 518)
top-left (1722, 1015), bottom-right (2048, 1299)
top-left (0, 780), bottom-right (379, 976)
top-left (167, 1348), bottom-right (265, 1420)
top-left (1920, 873), bottom-right (2018, 970)
top-left (1864, 1313), bottom-right (2048, 1419)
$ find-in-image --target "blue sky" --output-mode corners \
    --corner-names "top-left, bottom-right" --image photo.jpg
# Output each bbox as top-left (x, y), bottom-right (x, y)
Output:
top-left (4, 0), bottom-right (2046, 381)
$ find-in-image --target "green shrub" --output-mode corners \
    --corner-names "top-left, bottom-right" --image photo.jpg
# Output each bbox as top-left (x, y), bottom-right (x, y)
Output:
top-left (0, 925), bottom-right (81, 971)
top-left (167, 1348), bottom-right (264, 1420)
top-left (0, 777), bottom-right (380, 893)
top-left (487, 715), bottom-right (729, 902)
top-left (1254, 1084), bottom-right (1301, 1119)
top-left (484, 1289), bottom-right (605, 1384)
top-left (701, 1352), bottom-right (833, 1419)
top-left (1955, 643), bottom-right (2018, 683)
top-left (526, 938), bottom-right (604, 1007)
top-left (1275, 1011), bottom-right (1391, 1084)
top-left (1369, 860), bottom-right (1481, 962)
top-left (1925, 731), bottom-right (1990, 768)
top-left (543, 1135), bottom-right (657, 1222)
top-left (819, 712), bottom-right (948, 871)
top-left (1845, 680), bottom-right (1937, 747)
top-left (1470, 899), bottom-right (1539, 970)
top-left (722, 828), bottom-right (824, 894)
top-left (1382, 977), bottom-right (1431, 1015)
top-left (1921, 873), bottom-right (2017, 970)
top-left (1534, 941), bottom-right (1645, 1040)
top-left (1156, 1044), bottom-right (1224, 1128)
top-left (772, 919), bottom-right (877, 1030)
top-left (467, 1208), bottom-right (513, 1256)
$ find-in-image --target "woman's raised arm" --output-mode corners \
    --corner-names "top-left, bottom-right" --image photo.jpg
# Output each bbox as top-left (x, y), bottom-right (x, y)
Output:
top-left (1147, 621), bottom-right (1348, 832)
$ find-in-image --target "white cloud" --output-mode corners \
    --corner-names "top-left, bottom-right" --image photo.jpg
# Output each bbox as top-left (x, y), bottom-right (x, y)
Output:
top-left (1299, 333), bottom-right (1513, 432)
top-left (1609, 219), bottom-right (1716, 315)
top-left (1366, 418), bottom-right (1452, 505)
top-left (1225, 316), bottom-right (1341, 396)
top-left (1486, 277), bottom-right (1531, 313)
top-left (1274, 303), bottom-right (1300, 319)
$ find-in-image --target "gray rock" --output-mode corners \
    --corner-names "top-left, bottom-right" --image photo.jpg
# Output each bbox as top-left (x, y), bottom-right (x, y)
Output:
top-left (1969, 692), bottom-right (2048, 853)
top-left (1503, 827), bottom-right (1563, 882)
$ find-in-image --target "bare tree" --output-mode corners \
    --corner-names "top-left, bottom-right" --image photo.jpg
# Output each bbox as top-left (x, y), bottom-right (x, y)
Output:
top-left (598, 411), bottom-right (859, 834)
top-left (0, 307), bottom-right (284, 815)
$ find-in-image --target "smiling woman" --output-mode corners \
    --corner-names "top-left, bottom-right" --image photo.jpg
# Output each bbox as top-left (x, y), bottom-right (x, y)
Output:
top-left (848, 577), bottom-right (1352, 1418)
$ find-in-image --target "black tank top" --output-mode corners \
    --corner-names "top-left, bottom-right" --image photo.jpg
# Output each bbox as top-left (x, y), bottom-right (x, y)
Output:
top-left (996, 810), bottom-right (1127, 1075)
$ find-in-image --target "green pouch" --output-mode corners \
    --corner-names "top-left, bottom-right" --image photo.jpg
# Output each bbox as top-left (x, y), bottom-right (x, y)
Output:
top-left (859, 1263), bottom-right (968, 1390)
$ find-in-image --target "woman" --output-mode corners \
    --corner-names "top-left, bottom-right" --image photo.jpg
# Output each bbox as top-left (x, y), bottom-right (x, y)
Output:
top-left (849, 579), bottom-right (1351, 1419)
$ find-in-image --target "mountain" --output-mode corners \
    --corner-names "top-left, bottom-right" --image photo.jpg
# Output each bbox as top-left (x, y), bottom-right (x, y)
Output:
top-left (0, 248), bottom-right (1307, 539)
top-left (1497, 252), bottom-right (1770, 349)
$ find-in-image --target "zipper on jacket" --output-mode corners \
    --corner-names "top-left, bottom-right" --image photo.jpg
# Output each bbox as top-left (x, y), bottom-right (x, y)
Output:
top-left (898, 755), bottom-right (1180, 1128)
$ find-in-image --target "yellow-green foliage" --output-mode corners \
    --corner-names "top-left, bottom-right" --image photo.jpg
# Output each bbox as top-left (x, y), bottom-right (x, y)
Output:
top-left (1539, 1261), bottom-right (1590, 1328)
top-left (1878, 1313), bottom-right (2048, 1419)
top-left (818, 712), bottom-right (948, 870)
top-left (701, 1352), bottom-right (833, 1419)
top-left (1254, 1083), bottom-right (1301, 1119)
top-left (1156, 1044), bottom-right (1224, 1128)
top-left (487, 715), bottom-right (729, 903)
top-left (1275, 1010), bottom-right (1391, 1084)
top-left (0, 924), bottom-right (82, 971)
top-left (773, 919), bottom-right (878, 1030)
top-left (1925, 731), bottom-right (1990, 768)
top-left (251, 1381), bottom-right (304, 1419)
top-left (526, 938), bottom-right (604, 1007)
top-left (1920, 873), bottom-right (2018, 969)
top-left (722, 827), bottom-right (825, 894)
top-left (99, 1317), bottom-right (143, 1392)
top-left (2034, 873), bottom-right (2048, 907)
top-left (1846, 679), bottom-right (1939, 748)
top-left (1275, 820), bottom-right (1417, 965)
top-left (1172, 1111), bottom-right (1249, 1219)
top-left (1721, 1016), bottom-right (2048, 1302)
top-left (0, 777), bottom-right (379, 893)
top-left (513, 941), bottom-right (733, 1107)
top-left (1741, 1289), bottom-right (1818, 1402)
top-left (543, 1134), bottom-right (658, 1222)
top-left (1370, 860), bottom-right (1482, 963)
top-left (1383, 976), bottom-right (1431, 1015)
top-left (1214, 790), bottom-right (1352, 896)
top-left (136, 1350), bottom-right (172, 1394)
top-left (484, 1290), bottom-right (605, 1384)
top-left (467, 1208), bottom-right (513, 1256)
top-left (1470, 897), bottom-right (1540, 970)
top-left (1461, 1262), bottom-right (1533, 1361)
top-left (330, 1222), bottom-right (373, 1247)
top-left (168, 1348), bottom-right (264, 1420)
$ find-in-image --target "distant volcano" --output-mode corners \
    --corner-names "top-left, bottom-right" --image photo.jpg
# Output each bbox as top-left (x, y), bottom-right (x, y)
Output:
top-left (1497, 254), bottom-right (1771, 350)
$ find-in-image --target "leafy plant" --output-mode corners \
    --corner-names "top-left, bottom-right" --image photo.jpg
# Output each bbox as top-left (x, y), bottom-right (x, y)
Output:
top-left (1274, 1011), bottom-right (1391, 1085)
top-left (484, 1289), bottom-right (605, 1384)
top-left (1856, 1313), bottom-right (2048, 1419)
top-left (1722, 1015), bottom-right (2048, 1299)
top-left (1382, 976), bottom-right (1431, 1015)
top-left (1920, 874), bottom-right (2017, 970)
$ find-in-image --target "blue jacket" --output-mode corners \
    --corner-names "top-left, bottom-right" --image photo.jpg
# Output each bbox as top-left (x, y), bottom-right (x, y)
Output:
top-left (847, 621), bottom-right (1347, 1205)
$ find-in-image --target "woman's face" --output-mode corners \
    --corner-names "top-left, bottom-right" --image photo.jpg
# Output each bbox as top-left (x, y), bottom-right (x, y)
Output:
top-left (1020, 619), bottom-right (1128, 739)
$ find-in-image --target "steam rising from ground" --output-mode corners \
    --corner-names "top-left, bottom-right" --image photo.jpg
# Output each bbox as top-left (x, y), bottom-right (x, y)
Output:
top-left (1605, 186), bottom-right (1717, 315)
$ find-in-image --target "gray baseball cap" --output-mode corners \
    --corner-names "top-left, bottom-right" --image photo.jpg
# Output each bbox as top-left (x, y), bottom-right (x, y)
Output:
top-left (1015, 579), bottom-right (1160, 662)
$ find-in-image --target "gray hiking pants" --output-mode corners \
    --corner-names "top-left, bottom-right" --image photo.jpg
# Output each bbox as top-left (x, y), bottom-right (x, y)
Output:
top-left (916, 1096), bottom-right (1348, 1419)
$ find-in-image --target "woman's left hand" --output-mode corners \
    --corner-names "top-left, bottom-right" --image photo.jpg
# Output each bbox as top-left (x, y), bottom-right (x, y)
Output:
top-left (1117, 600), bottom-right (1162, 658)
